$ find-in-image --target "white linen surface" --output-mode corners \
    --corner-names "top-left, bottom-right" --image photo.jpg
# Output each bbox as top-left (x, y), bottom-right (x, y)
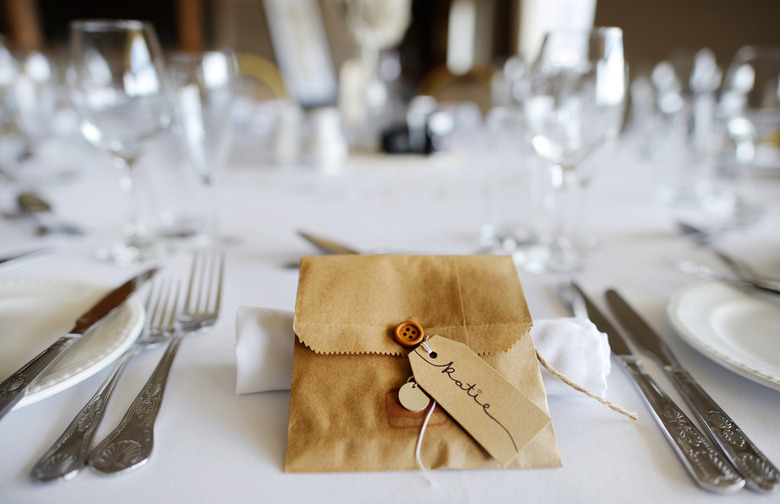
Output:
top-left (235, 306), bottom-right (611, 398)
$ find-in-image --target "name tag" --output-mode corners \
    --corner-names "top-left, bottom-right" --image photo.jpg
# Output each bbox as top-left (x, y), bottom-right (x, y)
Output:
top-left (408, 336), bottom-right (550, 466)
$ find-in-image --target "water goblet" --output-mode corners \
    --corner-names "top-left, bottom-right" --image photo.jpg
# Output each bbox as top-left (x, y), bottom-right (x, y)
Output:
top-left (67, 20), bottom-right (171, 264)
top-left (713, 45), bottom-right (780, 227)
top-left (522, 27), bottom-right (626, 274)
top-left (165, 49), bottom-right (237, 245)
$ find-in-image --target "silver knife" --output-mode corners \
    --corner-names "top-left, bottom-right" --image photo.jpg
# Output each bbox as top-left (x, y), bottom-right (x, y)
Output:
top-left (668, 259), bottom-right (780, 297)
top-left (605, 289), bottom-right (780, 493)
top-left (0, 267), bottom-right (158, 422)
top-left (298, 230), bottom-right (359, 255)
top-left (0, 247), bottom-right (50, 268)
top-left (570, 283), bottom-right (745, 493)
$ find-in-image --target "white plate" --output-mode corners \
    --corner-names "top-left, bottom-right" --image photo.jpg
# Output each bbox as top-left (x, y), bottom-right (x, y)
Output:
top-left (667, 282), bottom-right (780, 391)
top-left (0, 277), bottom-right (144, 408)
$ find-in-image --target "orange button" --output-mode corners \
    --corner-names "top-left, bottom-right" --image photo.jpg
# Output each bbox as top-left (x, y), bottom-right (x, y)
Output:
top-left (394, 321), bottom-right (424, 348)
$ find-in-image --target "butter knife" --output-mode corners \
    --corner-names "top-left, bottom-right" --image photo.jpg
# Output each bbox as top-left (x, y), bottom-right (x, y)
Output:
top-left (0, 267), bottom-right (158, 422)
top-left (605, 289), bottom-right (779, 493)
top-left (570, 283), bottom-right (745, 493)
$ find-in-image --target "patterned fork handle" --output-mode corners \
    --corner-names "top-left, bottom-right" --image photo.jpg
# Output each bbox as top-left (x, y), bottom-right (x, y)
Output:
top-left (88, 335), bottom-right (184, 474)
top-left (30, 350), bottom-right (135, 482)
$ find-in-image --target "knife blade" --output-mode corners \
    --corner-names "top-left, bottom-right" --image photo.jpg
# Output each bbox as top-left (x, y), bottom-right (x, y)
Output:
top-left (0, 247), bottom-right (50, 271)
top-left (605, 289), bottom-right (780, 493)
top-left (0, 267), bottom-right (158, 422)
top-left (668, 259), bottom-right (780, 297)
top-left (569, 283), bottom-right (744, 493)
top-left (298, 231), bottom-right (359, 255)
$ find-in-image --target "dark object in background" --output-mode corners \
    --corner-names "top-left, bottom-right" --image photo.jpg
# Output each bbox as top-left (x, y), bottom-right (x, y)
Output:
top-left (381, 109), bottom-right (453, 155)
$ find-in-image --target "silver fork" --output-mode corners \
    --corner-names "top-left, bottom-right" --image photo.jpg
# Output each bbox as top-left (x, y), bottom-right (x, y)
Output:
top-left (88, 251), bottom-right (224, 475)
top-left (30, 279), bottom-right (179, 483)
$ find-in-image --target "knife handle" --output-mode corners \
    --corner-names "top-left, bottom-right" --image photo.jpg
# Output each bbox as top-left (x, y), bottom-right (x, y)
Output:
top-left (0, 335), bottom-right (78, 422)
top-left (666, 368), bottom-right (780, 493)
top-left (620, 359), bottom-right (745, 493)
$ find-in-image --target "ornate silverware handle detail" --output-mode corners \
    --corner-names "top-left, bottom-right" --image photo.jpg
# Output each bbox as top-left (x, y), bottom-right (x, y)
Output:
top-left (0, 336), bottom-right (78, 421)
top-left (88, 335), bottom-right (183, 474)
top-left (620, 358), bottom-right (745, 493)
top-left (666, 368), bottom-right (780, 493)
top-left (31, 351), bottom-right (133, 482)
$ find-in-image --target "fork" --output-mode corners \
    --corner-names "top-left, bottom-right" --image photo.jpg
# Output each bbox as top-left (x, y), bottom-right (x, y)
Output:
top-left (30, 279), bottom-right (179, 482)
top-left (88, 251), bottom-right (224, 475)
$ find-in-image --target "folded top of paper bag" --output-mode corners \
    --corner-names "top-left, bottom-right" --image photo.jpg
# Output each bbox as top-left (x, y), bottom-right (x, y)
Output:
top-left (235, 306), bottom-right (611, 398)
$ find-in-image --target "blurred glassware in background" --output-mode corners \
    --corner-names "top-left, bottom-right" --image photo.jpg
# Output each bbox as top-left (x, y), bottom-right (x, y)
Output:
top-left (10, 49), bottom-right (60, 173)
top-left (0, 36), bottom-right (22, 179)
top-left (307, 106), bottom-right (348, 173)
top-left (339, 0), bottom-right (411, 151)
top-left (477, 106), bottom-right (538, 256)
top-left (713, 46), bottom-right (780, 227)
top-left (68, 20), bottom-right (171, 264)
top-left (164, 48), bottom-right (238, 245)
top-left (521, 27), bottom-right (626, 274)
top-left (636, 45), bottom-right (779, 234)
top-left (650, 49), bottom-right (724, 212)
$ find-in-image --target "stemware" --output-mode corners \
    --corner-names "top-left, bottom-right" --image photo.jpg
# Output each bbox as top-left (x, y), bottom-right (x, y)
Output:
top-left (11, 50), bottom-right (60, 161)
top-left (0, 36), bottom-right (22, 178)
top-left (714, 46), bottom-right (780, 226)
top-left (164, 49), bottom-right (237, 244)
top-left (522, 27), bottom-right (626, 274)
top-left (67, 20), bottom-right (171, 264)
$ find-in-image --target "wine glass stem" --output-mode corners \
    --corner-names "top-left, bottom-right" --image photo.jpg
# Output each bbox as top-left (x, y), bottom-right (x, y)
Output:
top-left (114, 155), bottom-right (156, 247)
top-left (543, 163), bottom-right (585, 270)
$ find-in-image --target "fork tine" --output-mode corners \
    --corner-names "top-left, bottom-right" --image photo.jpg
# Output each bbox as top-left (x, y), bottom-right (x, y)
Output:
top-left (160, 279), bottom-right (181, 333)
top-left (142, 279), bottom-right (182, 333)
top-left (146, 280), bottom-right (165, 331)
top-left (184, 250), bottom-right (225, 316)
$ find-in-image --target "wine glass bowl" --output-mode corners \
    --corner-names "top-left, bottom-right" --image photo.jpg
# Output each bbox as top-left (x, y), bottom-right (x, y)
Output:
top-left (67, 20), bottom-right (170, 263)
top-left (721, 46), bottom-right (780, 162)
top-left (167, 49), bottom-right (237, 186)
top-left (522, 27), bottom-right (626, 274)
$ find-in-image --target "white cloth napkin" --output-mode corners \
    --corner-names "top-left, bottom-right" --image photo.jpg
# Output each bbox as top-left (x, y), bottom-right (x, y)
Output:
top-left (235, 306), bottom-right (611, 397)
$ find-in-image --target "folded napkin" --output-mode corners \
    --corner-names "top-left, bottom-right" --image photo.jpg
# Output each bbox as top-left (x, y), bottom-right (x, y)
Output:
top-left (236, 306), bottom-right (611, 398)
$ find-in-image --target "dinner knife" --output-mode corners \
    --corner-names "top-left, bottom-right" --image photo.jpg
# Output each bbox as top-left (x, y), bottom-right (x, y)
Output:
top-left (298, 230), bottom-right (359, 255)
top-left (0, 267), bottom-right (158, 422)
top-left (668, 259), bottom-right (780, 297)
top-left (570, 283), bottom-right (745, 493)
top-left (605, 289), bottom-right (780, 493)
top-left (0, 247), bottom-right (50, 269)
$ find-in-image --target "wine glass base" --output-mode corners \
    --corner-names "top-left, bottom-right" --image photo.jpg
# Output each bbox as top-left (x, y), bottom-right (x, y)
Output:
top-left (513, 237), bottom-right (598, 275)
top-left (96, 241), bottom-right (170, 266)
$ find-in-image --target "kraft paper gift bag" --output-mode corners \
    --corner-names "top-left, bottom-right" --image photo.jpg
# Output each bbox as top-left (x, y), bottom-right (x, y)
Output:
top-left (285, 254), bottom-right (561, 472)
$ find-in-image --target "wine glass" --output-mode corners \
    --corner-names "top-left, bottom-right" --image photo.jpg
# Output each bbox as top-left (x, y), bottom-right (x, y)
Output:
top-left (67, 20), bottom-right (171, 264)
top-left (165, 49), bottom-right (237, 244)
top-left (715, 46), bottom-right (780, 227)
top-left (522, 27), bottom-right (626, 274)
top-left (0, 36), bottom-right (23, 179)
top-left (11, 50), bottom-right (60, 161)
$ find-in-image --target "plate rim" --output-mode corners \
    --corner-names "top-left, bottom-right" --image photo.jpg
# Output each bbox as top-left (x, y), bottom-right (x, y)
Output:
top-left (667, 281), bottom-right (780, 391)
top-left (0, 276), bottom-right (144, 408)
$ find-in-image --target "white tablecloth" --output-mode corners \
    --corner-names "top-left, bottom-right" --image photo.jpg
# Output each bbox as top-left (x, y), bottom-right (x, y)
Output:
top-left (0, 131), bottom-right (778, 504)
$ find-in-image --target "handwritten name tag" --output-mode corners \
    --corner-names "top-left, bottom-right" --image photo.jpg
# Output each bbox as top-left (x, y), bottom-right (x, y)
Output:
top-left (408, 336), bottom-right (550, 466)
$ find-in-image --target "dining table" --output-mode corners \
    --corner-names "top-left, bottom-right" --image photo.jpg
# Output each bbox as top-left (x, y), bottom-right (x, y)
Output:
top-left (0, 113), bottom-right (778, 504)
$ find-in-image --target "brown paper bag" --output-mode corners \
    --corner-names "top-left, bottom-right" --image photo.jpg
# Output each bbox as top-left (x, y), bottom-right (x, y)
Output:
top-left (285, 255), bottom-right (561, 472)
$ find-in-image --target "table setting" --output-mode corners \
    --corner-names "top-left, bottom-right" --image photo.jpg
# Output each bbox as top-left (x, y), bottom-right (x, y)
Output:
top-left (0, 13), bottom-right (779, 504)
